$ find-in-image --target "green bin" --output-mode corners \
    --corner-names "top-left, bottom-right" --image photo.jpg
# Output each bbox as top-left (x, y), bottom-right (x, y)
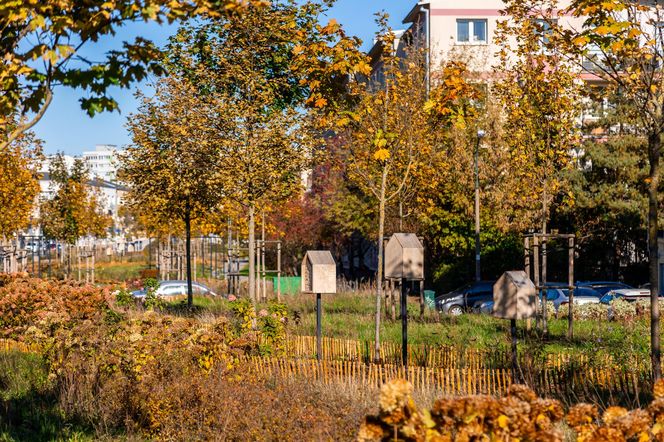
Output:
top-left (424, 290), bottom-right (436, 309)
top-left (273, 276), bottom-right (302, 295)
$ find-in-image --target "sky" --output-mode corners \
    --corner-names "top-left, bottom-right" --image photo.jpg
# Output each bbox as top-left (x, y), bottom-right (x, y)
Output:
top-left (32, 1), bottom-right (415, 156)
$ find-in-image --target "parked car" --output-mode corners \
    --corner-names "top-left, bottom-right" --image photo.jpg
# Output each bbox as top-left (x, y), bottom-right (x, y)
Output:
top-left (576, 281), bottom-right (633, 296)
top-left (600, 288), bottom-right (651, 305)
top-left (436, 281), bottom-right (494, 315)
top-left (132, 280), bottom-right (219, 298)
top-left (474, 283), bottom-right (600, 315)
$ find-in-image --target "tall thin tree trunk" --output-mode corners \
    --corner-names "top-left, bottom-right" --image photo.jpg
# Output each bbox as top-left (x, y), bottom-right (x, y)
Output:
top-left (248, 204), bottom-right (256, 304)
top-left (185, 210), bottom-right (193, 308)
top-left (648, 132), bottom-right (661, 382)
top-left (374, 169), bottom-right (388, 362)
top-left (542, 183), bottom-right (548, 336)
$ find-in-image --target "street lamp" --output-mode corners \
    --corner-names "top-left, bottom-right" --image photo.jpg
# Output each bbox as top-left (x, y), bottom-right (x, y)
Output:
top-left (475, 129), bottom-right (486, 282)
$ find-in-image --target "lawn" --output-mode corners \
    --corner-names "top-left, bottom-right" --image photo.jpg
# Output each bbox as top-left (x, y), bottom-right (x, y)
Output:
top-left (162, 291), bottom-right (652, 363)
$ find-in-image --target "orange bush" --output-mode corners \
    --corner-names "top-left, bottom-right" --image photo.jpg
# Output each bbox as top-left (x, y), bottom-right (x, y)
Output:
top-left (0, 275), bottom-right (109, 340)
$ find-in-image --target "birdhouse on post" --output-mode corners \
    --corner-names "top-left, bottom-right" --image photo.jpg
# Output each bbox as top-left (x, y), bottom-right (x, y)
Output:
top-left (385, 233), bottom-right (424, 281)
top-left (301, 250), bottom-right (336, 362)
top-left (384, 233), bottom-right (424, 370)
top-left (492, 270), bottom-right (536, 383)
top-left (301, 251), bottom-right (336, 294)
top-left (492, 270), bottom-right (537, 320)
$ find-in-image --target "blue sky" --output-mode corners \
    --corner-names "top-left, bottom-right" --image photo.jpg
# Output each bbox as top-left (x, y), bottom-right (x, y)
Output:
top-left (33, 1), bottom-right (414, 155)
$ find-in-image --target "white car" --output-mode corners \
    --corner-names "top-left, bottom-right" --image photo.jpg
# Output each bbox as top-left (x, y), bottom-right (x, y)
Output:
top-left (600, 288), bottom-right (651, 304)
top-left (132, 280), bottom-right (219, 298)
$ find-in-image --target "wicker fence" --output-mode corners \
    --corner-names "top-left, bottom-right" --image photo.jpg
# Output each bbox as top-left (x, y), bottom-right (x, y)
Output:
top-left (278, 335), bottom-right (646, 371)
top-left (243, 354), bottom-right (650, 404)
top-left (1, 335), bottom-right (652, 404)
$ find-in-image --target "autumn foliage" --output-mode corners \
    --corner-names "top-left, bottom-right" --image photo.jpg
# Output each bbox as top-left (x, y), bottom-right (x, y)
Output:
top-left (359, 379), bottom-right (664, 441)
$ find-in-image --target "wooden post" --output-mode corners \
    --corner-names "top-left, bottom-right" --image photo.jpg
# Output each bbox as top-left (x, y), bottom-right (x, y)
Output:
top-left (524, 237), bottom-right (531, 331)
top-left (419, 279), bottom-right (425, 320)
top-left (533, 236), bottom-right (540, 331)
top-left (542, 234), bottom-right (548, 337)
top-left (277, 241), bottom-right (281, 301)
top-left (568, 236), bottom-right (575, 340)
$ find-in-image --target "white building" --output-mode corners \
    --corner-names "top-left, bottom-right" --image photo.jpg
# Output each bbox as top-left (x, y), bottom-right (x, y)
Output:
top-left (82, 144), bottom-right (119, 182)
top-left (35, 148), bottom-right (126, 236)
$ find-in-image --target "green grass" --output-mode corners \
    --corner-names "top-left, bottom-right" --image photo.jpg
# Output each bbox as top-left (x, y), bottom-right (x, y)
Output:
top-left (76, 262), bottom-right (148, 282)
top-left (281, 292), bottom-right (653, 360)
top-left (139, 290), bottom-right (654, 363)
top-left (0, 351), bottom-right (98, 442)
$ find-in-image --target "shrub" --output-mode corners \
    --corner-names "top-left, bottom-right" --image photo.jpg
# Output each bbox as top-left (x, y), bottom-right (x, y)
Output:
top-left (114, 287), bottom-right (134, 308)
top-left (139, 268), bottom-right (158, 280)
top-left (359, 379), bottom-right (664, 441)
top-left (0, 275), bottom-right (109, 340)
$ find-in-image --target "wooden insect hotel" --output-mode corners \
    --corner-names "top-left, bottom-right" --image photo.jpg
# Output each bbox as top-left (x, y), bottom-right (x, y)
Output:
top-left (301, 251), bottom-right (336, 294)
top-left (385, 233), bottom-right (424, 281)
top-left (492, 270), bottom-right (537, 320)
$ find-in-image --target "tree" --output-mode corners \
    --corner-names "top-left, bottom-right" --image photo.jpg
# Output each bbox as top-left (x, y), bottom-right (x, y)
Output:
top-left (495, 0), bottom-right (582, 335)
top-left (0, 119), bottom-right (41, 239)
top-left (163, 1), bottom-right (368, 303)
top-left (121, 75), bottom-right (223, 307)
top-left (560, 0), bottom-right (664, 379)
top-left (40, 153), bottom-right (111, 279)
top-left (0, 0), bottom-right (267, 150)
top-left (339, 18), bottom-right (451, 360)
top-left (562, 97), bottom-right (648, 283)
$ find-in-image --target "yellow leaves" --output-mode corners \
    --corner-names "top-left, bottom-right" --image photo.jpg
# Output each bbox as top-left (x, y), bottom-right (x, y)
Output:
top-left (497, 414), bottom-right (509, 429)
top-left (314, 97), bottom-right (327, 108)
top-left (373, 148), bottom-right (390, 162)
top-left (628, 28), bottom-right (642, 39)
top-left (572, 35), bottom-right (590, 47)
top-left (610, 41), bottom-right (624, 52)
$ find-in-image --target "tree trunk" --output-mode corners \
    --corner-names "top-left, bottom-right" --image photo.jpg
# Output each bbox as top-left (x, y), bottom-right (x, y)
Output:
top-left (185, 211), bottom-right (193, 308)
top-left (248, 204), bottom-right (256, 304)
top-left (374, 169), bottom-right (388, 362)
top-left (541, 183), bottom-right (548, 337)
top-left (648, 132), bottom-right (661, 382)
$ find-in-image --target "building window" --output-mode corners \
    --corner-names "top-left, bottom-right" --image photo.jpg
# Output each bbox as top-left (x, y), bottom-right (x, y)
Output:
top-left (457, 19), bottom-right (487, 44)
top-left (535, 19), bottom-right (556, 48)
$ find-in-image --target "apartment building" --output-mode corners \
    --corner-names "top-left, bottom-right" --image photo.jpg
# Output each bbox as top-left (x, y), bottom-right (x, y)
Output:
top-left (370, 1), bottom-right (588, 75)
top-left (82, 144), bottom-right (119, 182)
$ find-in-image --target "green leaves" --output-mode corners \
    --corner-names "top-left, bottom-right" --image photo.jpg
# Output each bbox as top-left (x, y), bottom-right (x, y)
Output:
top-left (1, 0), bottom-right (269, 150)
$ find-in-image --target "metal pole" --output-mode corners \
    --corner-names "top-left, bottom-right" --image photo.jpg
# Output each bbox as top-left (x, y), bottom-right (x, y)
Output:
top-left (474, 131), bottom-right (484, 282)
top-left (401, 278), bottom-right (408, 370)
top-left (316, 293), bottom-right (322, 361)
top-left (511, 318), bottom-right (519, 383)
top-left (474, 137), bottom-right (480, 282)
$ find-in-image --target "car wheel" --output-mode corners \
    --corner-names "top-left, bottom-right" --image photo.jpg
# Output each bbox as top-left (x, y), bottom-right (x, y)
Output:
top-left (448, 305), bottom-right (463, 316)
